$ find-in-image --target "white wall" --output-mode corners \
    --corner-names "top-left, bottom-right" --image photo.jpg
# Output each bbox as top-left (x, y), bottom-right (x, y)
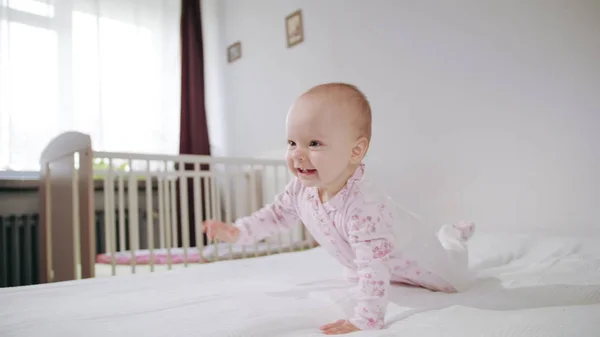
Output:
top-left (203, 0), bottom-right (600, 236)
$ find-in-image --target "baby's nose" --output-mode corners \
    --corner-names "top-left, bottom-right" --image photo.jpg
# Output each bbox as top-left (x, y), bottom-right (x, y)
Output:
top-left (292, 148), bottom-right (307, 160)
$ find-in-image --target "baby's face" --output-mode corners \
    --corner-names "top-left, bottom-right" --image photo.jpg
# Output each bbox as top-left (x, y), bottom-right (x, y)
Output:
top-left (285, 95), bottom-right (359, 193)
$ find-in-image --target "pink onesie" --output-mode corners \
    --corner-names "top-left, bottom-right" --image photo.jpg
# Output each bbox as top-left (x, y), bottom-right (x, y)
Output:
top-left (233, 164), bottom-right (475, 330)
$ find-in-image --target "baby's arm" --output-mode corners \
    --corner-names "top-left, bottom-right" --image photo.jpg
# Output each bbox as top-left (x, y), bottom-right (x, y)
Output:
top-left (347, 202), bottom-right (395, 330)
top-left (233, 178), bottom-right (301, 245)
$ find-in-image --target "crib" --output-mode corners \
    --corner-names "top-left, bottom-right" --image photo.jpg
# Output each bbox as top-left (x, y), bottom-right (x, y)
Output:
top-left (38, 131), bottom-right (315, 284)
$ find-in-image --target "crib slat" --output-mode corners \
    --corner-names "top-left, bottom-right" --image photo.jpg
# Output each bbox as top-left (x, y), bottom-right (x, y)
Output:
top-left (271, 165), bottom-right (281, 254)
top-left (211, 174), bottom-right (220, 262)
top-left (127, 160), bottom-right (138, 274)
top-left (248, 167), bottom-right (258, 258)
top-left (193, 163), bottom-right (204, 261)
top-left (145, 162), bottom-right (155, 272)
top-left (157, 176), bottom-right (165, 251)
top-left (222, 164), bottom-right (233, 260)
top-left (118, 176), bottom-right (125, 253)
top-left (262, 166), bottom-right (271, 256)
top-left (169, 178), bottom-right (177, 249)
top-left (103, 175), bottom-right (111, 255)
top-left (164, 178), bottom-right (172, 268)
top-left (169, 178), bottom-right (177, 267)
top-left (163, 162), bottom-right (173, 269)
top-left (236, 165), bottom-right (246, 259)
top-left (179, 161), bottom-right (190, 266)
top-left (71, 163), bottom-right (81, 278)
top-left (203, 176), bottom-right (213, 261)
top-left (107, 161), bottom-right (117, 276)
top-left (287, 169), bottom-right (294, 253)
top-left (41, 165), bottom-right (53, 283)
top-left (274, 165), bottom-right (284, 254)
top-left (203, 176), bottom-right (211, 220)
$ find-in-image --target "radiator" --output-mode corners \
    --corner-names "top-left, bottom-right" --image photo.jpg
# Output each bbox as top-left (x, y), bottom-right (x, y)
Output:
top-left (0, 209), bottom-right (154, 288)
top-left (0, 214), bottom-right (40, 288)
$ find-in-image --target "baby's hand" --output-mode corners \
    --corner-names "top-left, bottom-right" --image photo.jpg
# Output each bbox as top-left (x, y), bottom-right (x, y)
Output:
top-left (320, 320), bottom-right (360, 335)
top-left (202, 220), bottom-right (240, 243)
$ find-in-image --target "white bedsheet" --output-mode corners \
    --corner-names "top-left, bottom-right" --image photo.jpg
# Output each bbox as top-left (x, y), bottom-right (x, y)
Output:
top-left (1, 232), bottom-right (600, 336)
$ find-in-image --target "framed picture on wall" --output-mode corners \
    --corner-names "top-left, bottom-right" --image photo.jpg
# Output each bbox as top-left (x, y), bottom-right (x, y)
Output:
top-left (227, 41), bottom-right (241, 63)
top-left (285, 9), bottom-right (304, 48)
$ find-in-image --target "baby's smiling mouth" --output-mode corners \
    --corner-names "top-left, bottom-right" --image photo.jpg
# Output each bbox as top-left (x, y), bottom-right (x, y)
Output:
top-left (297, 168), bottom-right (317, 175)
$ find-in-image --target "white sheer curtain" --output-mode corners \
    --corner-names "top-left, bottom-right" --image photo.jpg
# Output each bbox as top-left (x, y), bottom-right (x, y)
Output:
top-left (0, 0), bottom-right (181, 171)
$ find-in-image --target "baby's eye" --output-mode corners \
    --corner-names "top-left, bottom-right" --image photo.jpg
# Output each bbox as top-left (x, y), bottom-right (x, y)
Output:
top-left (309, 141), bottom-right (321, 147)
top-left (287, 140), bottom-right (296, 147)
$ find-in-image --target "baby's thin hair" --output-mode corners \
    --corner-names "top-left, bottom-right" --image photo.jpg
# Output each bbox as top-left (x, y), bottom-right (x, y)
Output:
top-left (304, 82), bottom-right (372, 141)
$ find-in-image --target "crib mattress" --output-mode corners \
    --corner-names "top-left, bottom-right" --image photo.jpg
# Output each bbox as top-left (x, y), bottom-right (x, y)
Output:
top-left (1, 232), bottom-right (600, 337)
top-left (94, 239), bottom-right (313, 267)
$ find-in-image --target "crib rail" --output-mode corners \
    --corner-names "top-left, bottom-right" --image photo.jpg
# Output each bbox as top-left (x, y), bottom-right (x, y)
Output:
top-left (39, 132), bottom-right (315, 283)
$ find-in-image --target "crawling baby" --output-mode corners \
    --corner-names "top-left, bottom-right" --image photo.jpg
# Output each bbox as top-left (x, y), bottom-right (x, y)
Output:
top-left (203, 82), bottom-right (475, 335)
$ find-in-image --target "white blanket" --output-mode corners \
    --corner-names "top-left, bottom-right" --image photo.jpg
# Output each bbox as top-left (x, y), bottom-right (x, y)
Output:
top-left (1, 232), bottom-right (599, 336)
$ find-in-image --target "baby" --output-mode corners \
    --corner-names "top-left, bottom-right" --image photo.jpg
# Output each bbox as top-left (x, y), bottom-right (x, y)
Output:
top-left (203, 83), bottom-right (475, 335)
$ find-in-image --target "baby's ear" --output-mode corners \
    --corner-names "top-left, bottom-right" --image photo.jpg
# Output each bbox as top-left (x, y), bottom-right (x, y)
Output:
top-left (350, 137), bottom-right (369, 163)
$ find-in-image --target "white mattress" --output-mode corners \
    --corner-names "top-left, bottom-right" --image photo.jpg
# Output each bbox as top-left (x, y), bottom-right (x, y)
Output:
top-left (1, 232), bottom-right (600, 336)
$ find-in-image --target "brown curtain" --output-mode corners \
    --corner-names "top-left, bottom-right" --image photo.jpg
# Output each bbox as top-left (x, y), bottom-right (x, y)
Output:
top-left (177, 0), bottom-right (210, 248)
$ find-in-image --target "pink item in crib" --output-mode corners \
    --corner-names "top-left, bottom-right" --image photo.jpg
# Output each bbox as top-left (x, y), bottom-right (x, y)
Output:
top-left (96, 247), bottom-right (206, 265)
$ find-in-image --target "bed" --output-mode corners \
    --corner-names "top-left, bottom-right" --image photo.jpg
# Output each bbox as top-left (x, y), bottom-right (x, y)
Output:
top-left (2, 131), bottom-right (599, 336)
top-left (1, 231), bottom-right (599, 336)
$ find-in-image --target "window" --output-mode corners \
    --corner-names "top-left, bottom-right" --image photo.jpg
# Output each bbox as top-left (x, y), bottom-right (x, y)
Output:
top-left (0, 0), bottom-right (181, 172)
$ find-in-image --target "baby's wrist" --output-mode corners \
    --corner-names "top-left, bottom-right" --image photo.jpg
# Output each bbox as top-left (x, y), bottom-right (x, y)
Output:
top-left (349, 315), bottom-right (383, 331)
top-left (229, 226), bottom-right (240, 242)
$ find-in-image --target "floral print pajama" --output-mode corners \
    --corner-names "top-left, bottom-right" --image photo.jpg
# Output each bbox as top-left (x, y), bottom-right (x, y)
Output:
top-left (234, 164), bottom-right (475, 331)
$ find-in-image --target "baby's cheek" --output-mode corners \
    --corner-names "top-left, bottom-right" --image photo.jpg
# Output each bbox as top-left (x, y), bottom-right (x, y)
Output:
top-left (313, 154), bottom-right (342, 175)
top-left (285, 159), bottom-right (297, 174)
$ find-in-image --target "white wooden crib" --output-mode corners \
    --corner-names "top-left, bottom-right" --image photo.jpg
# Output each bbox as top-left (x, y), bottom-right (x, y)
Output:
top-left (38, 131), bottom-right (315, 284)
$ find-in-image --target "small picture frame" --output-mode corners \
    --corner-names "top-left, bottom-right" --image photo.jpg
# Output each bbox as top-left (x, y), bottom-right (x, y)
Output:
top-left (285, 9), bottom-right (304, 48)
top-left (227, 41), bottom-right (241, 63)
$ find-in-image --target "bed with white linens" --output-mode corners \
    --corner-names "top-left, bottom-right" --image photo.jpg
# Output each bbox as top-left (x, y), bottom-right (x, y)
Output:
top-left (1, 231), bottom-right (599, 336)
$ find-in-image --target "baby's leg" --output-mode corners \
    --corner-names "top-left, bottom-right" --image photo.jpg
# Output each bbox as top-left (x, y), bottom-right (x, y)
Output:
top-left (451, 221), bottom-right (476, 241)
top-left (391, 221), bottom-right (476, 292)
top-left (436, 221), bottom-right (475, 268)
top-left (390, 257), bottom-right (456, 293)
